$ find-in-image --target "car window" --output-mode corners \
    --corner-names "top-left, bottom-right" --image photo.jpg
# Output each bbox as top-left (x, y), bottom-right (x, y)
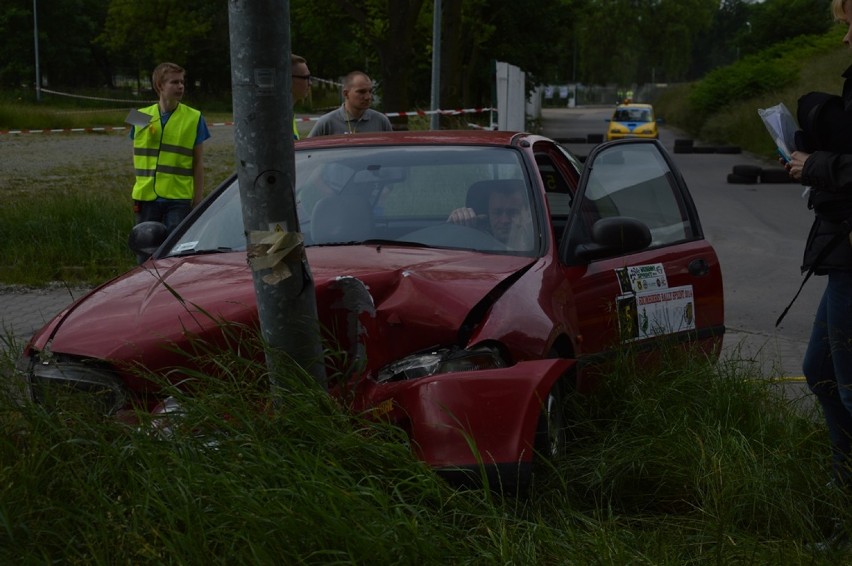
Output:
top-left (572, 143), bottom-right (693, 251)
top-left (295, 146), bottom-right (539, 254)
top-left (166, 146), bottom-right (542, 257)
top-left (168, 179), bottom-right (245, 255)
top-left (533, 142), bottom-right (579, 240)
top-left (614, 106), bottom-right (652, 123)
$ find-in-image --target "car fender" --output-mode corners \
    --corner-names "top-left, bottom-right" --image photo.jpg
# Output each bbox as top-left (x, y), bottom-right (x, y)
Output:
top-left (359, 358), bottom-right (574, 469)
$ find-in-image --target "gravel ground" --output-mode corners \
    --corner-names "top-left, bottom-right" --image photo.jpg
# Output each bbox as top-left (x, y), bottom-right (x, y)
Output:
top-left (0, 125), bottom-right (238, 193)
top-left (0, 126), bottom-right (239, 344)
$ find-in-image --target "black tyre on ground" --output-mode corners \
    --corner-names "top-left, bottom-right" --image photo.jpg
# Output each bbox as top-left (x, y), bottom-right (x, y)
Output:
top-left (673, 138), bottom-right (694, 154)
top-left (727, 173), bottom-right (757, 184)
top-left (716, 145), bottom-right (742, 154)
top-left (691, 145), bottom-right (717, 154)
top-left (732, 164), bottom-right (762, 178)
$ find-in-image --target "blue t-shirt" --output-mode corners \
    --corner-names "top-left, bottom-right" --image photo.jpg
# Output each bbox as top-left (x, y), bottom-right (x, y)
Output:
top-left (130, 109), bottom-right (211, 146)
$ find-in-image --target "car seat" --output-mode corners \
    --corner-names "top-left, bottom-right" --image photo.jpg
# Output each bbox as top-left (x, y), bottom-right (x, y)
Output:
top-left (310, 193), bottom-right (374, 244)
top-left (465, 179), bottom-right (527, 215)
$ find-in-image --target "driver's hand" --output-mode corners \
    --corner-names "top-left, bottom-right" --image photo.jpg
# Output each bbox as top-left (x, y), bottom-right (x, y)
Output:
top-left (447, 207), bottom-right (480, 226)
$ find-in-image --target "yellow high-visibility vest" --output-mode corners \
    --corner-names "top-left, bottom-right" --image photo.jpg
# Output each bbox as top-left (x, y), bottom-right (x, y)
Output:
top-left (132, 103), bottom-right (201, 201)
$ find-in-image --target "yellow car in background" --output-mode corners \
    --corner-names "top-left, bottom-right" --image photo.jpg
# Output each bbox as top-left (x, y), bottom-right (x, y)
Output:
top-left (606, 103), bottom-right (659, 141)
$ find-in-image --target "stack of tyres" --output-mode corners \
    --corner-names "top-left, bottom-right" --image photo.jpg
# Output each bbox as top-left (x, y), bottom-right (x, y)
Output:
top-left (726, 164), bottom-right (793, 184)
top-left (727, 165), bottom-right (761, 184)
top-left (673, 138), bottom-right (693, 154)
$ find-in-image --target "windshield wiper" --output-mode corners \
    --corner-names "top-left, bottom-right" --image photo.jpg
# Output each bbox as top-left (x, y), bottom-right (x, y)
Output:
top-left (307, 239), bottom-right (430, 248)
top-left (362, 238), bottom-right (429, 248)
top-left (169, 246), bottom-right (236, 257)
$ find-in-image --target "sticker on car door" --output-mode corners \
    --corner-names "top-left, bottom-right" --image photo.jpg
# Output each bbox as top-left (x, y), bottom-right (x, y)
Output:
top-left (616, 263), bottom-right (668, 293)
top-left (615, 263), bottom-right (695, 341)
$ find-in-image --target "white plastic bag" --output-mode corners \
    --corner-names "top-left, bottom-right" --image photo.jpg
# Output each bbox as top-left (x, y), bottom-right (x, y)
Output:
top-left (757, 103), bottom-right (798, 162)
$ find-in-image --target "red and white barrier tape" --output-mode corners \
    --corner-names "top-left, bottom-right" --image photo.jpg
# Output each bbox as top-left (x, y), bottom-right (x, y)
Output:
top-left (1, 108), bottom-right (493, 135)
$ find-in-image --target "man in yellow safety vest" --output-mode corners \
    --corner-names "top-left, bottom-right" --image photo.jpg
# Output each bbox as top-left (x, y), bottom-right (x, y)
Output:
top-left (130, 62), bottom-right (210, 257)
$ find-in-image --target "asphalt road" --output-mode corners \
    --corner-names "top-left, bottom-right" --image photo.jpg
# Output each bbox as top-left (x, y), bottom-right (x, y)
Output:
top-left (541, 106), bottom-right (820, 384)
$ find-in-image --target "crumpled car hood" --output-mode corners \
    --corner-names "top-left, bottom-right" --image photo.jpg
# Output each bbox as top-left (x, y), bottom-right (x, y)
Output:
top-left (36, 246), bottom-right (535, 372)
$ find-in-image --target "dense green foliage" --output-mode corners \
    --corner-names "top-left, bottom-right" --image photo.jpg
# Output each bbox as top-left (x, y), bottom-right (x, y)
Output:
top-left (654, 23), bottom-right (850, 159)
top-left (0, 0), bottom-right (837, 113)
top-left (689, 32), bottom-right (841, 117)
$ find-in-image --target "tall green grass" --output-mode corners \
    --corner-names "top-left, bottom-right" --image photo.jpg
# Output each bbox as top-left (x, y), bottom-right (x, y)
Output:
top-left (0, 131), bottom-right (236, 286)
top-left (0, 183), bottom-right (135, 284)
top-left (1, 335), bottom-right (847, 563)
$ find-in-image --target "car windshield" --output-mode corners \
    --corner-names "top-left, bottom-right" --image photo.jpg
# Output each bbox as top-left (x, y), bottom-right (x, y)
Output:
top-left (614, 107), bottom-right (652, 122)
top-left (165, 145), bottom-right (539, 257)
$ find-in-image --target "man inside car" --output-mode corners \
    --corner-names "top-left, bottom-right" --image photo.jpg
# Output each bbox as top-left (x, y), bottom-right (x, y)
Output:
top-left (447, 180), bottom-right (532, 249)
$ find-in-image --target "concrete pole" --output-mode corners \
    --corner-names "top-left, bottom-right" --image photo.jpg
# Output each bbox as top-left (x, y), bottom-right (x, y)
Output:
top-left (228, 0), bottom-right (326, 389)
top-left (33, 0), bottom-right (41, 102)
top-left (429, 0), bottom-right (442, 130)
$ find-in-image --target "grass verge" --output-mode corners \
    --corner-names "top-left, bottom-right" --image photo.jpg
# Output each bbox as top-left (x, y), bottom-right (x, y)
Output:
top-left (0, 129), bottom-right (236, 286)
top-left (0, 335), bottom-right (847, 563)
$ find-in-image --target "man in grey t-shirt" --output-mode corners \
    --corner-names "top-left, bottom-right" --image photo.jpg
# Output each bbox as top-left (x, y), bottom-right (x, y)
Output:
top-left (308, 71), bottom-right (393, 136)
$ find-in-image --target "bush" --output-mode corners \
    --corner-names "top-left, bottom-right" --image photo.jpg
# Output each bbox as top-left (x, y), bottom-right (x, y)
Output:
top-left (664, 31), bottom-right (844, 143)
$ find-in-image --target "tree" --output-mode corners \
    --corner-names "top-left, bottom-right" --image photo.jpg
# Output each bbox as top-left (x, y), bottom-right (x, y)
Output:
top-left (333, 0), bottom-right (429, 115)
top-left (690, 0), bottom-right (752, 79)
top-left (99, 0), bottom-right (222, 92)
top-left (577, 0), bottom-right (641, 86)
top-left (641, 0), bottom-right (718, 83)
top-left (0, 0), bottom-right (111, 90)
top-left (742, 0), bottom-right (833, 56)
top-left (0, 1), bottom-right (35, 88)
top-left (577, 0), bottom-right (720, 86)
top-left (3, 0), bottom-right (836, 109)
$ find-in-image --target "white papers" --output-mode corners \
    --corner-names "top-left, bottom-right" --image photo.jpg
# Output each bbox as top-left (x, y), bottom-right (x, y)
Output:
top-left (757, 103), bottom-right (798, 162)
top-left (125, 109), bottom-right (155, 129)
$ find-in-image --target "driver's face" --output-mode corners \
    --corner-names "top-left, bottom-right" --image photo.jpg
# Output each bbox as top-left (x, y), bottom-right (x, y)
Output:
top-left (488, 191), bottom-right (524, 243)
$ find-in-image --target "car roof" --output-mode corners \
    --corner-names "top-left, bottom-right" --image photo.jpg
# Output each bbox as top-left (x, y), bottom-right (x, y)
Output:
top-left (295, 129), bottom-right (529, 149)
top-left (615, 103), bottom-right (653, 110)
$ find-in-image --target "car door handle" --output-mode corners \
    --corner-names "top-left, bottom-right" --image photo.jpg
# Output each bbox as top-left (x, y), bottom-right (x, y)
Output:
top-left (688, 258), bottom-right (710, 277)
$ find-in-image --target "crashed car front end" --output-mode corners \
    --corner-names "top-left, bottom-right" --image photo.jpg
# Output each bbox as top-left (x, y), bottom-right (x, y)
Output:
top-left (14, 350), bottom-right (128, 415)
top-left (359, 354), bottom-right (572, 483)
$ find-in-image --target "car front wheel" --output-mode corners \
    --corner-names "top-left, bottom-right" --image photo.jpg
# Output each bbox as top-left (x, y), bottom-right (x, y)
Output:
top-left (534, 378), bottom-right (568, 461)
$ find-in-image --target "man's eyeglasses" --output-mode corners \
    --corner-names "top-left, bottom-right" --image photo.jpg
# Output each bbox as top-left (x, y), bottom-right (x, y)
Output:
top-left (292, 74), bottom-right (312, 82)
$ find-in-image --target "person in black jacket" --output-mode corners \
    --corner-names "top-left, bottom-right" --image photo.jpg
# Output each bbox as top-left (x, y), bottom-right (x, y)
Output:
top-left (789, 145), bottom-right (852, 491)
top-left (785, 3), bottom-right (852, 547)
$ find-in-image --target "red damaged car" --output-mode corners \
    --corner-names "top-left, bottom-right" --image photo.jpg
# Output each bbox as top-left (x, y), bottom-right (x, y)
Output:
top-left (14, 131), bottom-right (724, 489)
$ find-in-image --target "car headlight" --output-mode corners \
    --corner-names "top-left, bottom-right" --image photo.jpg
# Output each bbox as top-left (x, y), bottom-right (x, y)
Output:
top-left (21, 353), bottom-right (127, 415)
top-left (375, 345), bottom-right (508, 383)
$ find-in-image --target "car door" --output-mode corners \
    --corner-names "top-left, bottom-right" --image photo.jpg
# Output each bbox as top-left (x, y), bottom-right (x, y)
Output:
top-left (560, 139), bottom-right (724, 360)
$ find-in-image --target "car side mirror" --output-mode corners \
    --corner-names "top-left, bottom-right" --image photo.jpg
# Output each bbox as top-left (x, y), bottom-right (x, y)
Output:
top-left (573, 216), bottom-right (651, 261)
top-left (128, 221), bottom-right (168, 260)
